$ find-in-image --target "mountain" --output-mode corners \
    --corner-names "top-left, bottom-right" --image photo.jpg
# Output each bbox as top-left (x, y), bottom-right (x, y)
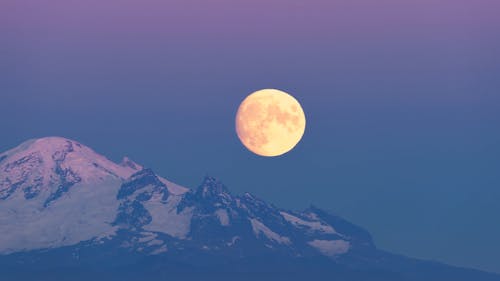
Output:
top-left (0, 137), bottom-right (498, 281)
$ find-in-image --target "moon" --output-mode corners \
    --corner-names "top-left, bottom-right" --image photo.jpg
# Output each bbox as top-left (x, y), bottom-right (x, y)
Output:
top-left (235, 89), bottom-right (306, 157)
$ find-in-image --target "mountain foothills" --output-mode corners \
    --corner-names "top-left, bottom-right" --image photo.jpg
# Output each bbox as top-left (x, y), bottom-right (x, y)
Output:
top-left (0, 137), bottom-right (498, 281)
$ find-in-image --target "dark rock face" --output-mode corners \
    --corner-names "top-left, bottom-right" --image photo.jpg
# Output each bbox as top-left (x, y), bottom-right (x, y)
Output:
top-left (1, 152), bottom-right (44, 200)
top-left (44, 167), bottom-right (81, 206)
top-left (117, 169), bottom-right (166, 200)
top-left (115, 169), bottom-right (169, 229)
top-left (115, 200), bottom-right (153, 229)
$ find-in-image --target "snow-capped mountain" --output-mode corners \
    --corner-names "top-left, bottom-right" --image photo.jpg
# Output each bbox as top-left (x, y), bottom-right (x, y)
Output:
top-left (0, 137), bottom-right (358, 259)
top-left (0, 137), bottom-right (499, 281)
top-left (0, 137), bottom-right (187, 254)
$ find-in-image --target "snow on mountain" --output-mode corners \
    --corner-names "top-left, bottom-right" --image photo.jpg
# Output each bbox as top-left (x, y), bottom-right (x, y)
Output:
top-left (0, 137), bottom-right (187, 254)
top-left (215, 209), bottom-right (230, 226)
top-left (307, 239), bottom-right (350, 257)
top-left (143, 195), bottom-right (194, 239)
top-left (0, 137), bottom-right (367, 260)
top-left (158, 177), bottom-right (189, 195)
top-left (0, 137), bottom-right (138, 201)
top-left (280, 211), bottom-right (339, 235)
top-left (2, 138), bottom-right (499, 281)
top-left (250, 218), bottom-right (292, 245)
top-left (0, 137), bottom-right (186, 201)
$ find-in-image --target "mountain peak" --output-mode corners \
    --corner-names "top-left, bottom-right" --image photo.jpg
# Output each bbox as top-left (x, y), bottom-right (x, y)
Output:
top-left (196, 176), bottom-right (229, 197)
top-left (30, 136), bottom-right (78, 145)
top-left (1, 138), bottom-right (498, 281)
top-left (2, 136), bottom-right (140, 175)
top-left (117, 168), bottom-right (165, 199)
top-left (0, 137), bottom-right (141, 202)
top-left (1, 137), bottom-right (78, 158)
top-left (129, 168), bottom-right (157, 179)
top-left (0, 137), bottom-right (188, 254)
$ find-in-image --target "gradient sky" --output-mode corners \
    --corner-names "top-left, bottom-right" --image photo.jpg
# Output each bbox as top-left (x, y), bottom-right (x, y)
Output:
top-left (1, 0), bottom-right (500, 274)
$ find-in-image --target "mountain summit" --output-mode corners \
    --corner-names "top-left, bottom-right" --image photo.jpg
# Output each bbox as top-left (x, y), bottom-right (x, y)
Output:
top-left (0, 137), bottom-right (498, 281)
top-left (0, 137), bottom-right (185, 254)
top-left (0, 137), bottom-right (139, 200)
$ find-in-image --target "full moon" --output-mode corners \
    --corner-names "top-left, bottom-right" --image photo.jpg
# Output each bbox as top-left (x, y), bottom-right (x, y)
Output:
top-left (236, 89), bottom-right (306, 157)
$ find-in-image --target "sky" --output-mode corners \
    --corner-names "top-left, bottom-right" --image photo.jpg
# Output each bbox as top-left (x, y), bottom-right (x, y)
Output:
top-left (1, 0), bottom-right (500, 274)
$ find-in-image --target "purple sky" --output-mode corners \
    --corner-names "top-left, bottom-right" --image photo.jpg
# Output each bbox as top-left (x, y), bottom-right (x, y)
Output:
top-left (1, 0), bottom-right (500, 274)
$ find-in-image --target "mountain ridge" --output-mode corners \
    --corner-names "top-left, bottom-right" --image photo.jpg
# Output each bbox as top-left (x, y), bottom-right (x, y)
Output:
top-left (0, 137), bottom-right (499, 281)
